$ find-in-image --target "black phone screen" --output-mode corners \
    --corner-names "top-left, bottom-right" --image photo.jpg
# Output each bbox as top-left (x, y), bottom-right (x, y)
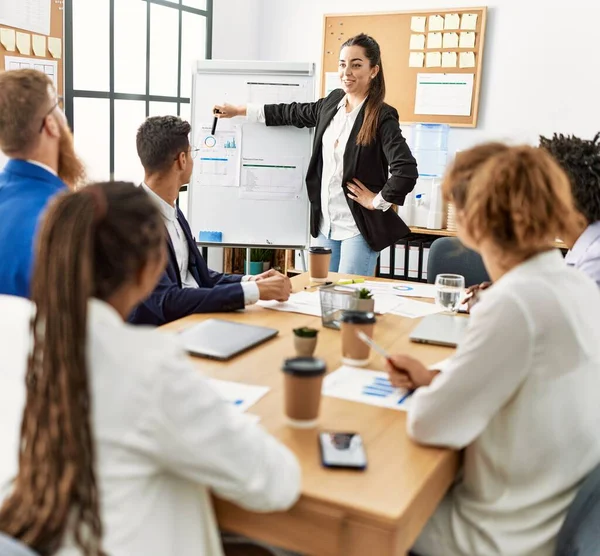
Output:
top-left (319, 432), bottom-right (367, 470)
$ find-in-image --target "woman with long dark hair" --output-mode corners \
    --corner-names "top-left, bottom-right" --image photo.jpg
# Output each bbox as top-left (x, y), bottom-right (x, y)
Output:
top-left (215, 33), bottom-right (418, 276)
top-left (0, 182), bottom-right (300, 555)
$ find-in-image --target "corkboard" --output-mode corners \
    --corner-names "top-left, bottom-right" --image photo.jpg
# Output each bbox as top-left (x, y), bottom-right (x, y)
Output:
top-left (0, 0), bottom-right (64, 97)
top-left (322, 7), bottom-right (487, 127)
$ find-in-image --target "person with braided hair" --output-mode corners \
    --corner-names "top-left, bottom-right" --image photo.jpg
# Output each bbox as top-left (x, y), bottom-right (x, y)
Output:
top-left (540, 133), bottom-right (600, 285)
top-left (0, 182), bottom-right (300, 556)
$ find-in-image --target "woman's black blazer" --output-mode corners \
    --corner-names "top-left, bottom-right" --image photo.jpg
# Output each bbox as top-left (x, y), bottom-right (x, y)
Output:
top-left (264, 88), bottom-right (418, 252)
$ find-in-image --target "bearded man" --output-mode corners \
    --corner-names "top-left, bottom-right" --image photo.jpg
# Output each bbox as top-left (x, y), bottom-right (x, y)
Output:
top-left (0, 69), bottom-right (86, 297)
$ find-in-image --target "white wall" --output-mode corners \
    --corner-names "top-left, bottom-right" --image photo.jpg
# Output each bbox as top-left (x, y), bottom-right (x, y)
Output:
top-left (213, 0), bottom-right (261, 60)
top-left (257, 0), bottom-right (600, 155)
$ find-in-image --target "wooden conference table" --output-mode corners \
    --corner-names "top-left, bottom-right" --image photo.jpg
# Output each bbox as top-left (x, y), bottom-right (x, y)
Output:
top-left (162, 273), bottom-right (461, 556)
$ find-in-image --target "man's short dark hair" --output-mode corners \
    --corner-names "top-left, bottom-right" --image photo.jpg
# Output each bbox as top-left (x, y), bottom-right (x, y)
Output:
top-left (540, 133), bottom-right (600, 224)
top-left (136, 116), bottom-right (191, 174)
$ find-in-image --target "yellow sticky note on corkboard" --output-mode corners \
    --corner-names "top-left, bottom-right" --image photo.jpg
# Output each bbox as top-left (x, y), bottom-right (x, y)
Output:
top-left (32, 35), bottom-right (46, 56)
top-left (16, 32), bottom-right (31, 55)
top-left (0, 28), bottom-right (16, 51)
top-left (48, 37), bottom-right (62, 59)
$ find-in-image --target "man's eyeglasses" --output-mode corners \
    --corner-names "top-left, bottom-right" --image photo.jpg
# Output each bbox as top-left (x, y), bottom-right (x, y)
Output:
top-left (39, 96), bottom-right (64, 133)
top-left (174, 147), bottom-right (200, 161)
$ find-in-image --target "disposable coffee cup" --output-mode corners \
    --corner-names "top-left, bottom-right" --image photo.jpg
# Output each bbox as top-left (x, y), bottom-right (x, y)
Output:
top-left (340, 311), bottom-right (376, 367)
top-left (308, 247), bottom-right (332, 283)
top-left (282, 357), bottom-right (327, 429)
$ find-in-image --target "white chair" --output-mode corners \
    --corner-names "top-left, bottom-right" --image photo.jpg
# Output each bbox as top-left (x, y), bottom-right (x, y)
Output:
top-left (0, 296), bottom-right (33, 493)
top-left (0, 533), bottom-right (39, 556)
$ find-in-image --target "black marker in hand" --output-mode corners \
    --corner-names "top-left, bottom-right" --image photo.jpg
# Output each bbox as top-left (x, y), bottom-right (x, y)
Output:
top-left (211, 108), bottom-right (221, 136)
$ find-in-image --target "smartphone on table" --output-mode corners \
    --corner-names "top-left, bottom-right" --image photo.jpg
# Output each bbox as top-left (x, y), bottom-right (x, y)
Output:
top-left (319, 432), bottom-right (367, 471)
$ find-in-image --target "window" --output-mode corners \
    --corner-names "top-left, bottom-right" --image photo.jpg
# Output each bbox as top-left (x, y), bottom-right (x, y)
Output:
top-left (64, 0), bottom-right (213, 183)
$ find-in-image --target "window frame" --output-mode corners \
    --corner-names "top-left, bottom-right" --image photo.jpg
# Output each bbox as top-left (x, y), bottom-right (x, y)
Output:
top-left (64, 0), bottom-right (213, 179)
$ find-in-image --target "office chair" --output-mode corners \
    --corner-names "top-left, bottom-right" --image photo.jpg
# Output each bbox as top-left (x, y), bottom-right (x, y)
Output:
top-left (427, 236), bottom-right (490, 288)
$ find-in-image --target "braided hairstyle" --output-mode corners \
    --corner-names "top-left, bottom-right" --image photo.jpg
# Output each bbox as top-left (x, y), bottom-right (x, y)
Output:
top-left (539, 133), bottom-right (600, 224)
top-left (0, 182), bottom-right (165, 555)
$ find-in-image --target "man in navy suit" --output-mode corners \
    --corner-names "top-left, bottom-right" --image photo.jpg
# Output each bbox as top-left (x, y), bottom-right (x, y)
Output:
top-left (0, 69), bottom-right (86, 297)
top-left (129, 116), bottom-right (291, 326)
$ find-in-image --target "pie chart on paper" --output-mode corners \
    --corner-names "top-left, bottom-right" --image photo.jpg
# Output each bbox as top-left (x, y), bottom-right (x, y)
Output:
top-left (204, 136), bottom-right (217, 148)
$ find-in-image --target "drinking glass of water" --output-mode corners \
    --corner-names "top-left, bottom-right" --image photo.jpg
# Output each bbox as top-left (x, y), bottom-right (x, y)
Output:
top-left (434, 274), bottom-right (465, 314)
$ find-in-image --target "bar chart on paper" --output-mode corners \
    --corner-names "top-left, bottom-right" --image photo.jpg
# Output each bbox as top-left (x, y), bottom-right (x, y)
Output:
top-left (194, 125), bottom-right (241, 187)
top-left (322, 366), bottom-right (413, 411)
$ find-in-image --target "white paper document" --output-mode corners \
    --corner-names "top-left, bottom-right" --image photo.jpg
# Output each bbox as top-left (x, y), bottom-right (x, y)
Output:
top-left (425, 52), bottom-right (442, 68)
top-left (442, 52), bottom-right (457, 68)
top-left (240, 156), bottom-right (304, 201)
top-left (414, 73), bottom-right (474, 117)
top-left (461, 13), bottom-right (478, 30)
top-left (429, 15), bottom-right (444, 31)
top-left (345, 280), bottom-right (438, 299)
top-left (0, 0), bottom-right (51, 36)
top-left (409, 52), bottom-right (425, 68)
top-left (427, 32), bottom-right (442, 49)
top-left (388, 297), bottom-right (444, 319)
top-left (443, 32), bottom-right (459, 48)
top-left (410, 16), bottom-right (426, 33)
top-left (444, 13), bottom-right (460, 30)
top-left (410, 34), bottom-right (426, 50)
top-left (4, 56), bottom-right (57, 88)
top-left (258, 291), bottom-right (322, 317)
top-left (322, 366), bottom-right (413, 411)
top-left (459, 32), bottom-right (476, 49)
top-left (208, 378), bottom-right (269, 417)
top-left (194, 125), bottom-right (242, 188)
top-left (248, 81), bottom-right (308, 105)
top-left (324, 71), bottom-right (341, 95)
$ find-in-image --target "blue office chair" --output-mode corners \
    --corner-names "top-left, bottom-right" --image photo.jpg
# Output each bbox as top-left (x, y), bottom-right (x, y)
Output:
top-left (427, 237), bottom-right (490, 288)
top-left (555, 462), bottom-right (600, 555)
top-left (0, 533), bottom-right (39, 556)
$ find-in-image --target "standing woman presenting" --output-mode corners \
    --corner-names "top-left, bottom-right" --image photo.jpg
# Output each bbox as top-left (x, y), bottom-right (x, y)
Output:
top-left (215, 34), bottom-right (418, 276)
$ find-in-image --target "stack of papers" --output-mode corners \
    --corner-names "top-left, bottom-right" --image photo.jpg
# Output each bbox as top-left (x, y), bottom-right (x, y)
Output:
top-left (322, 366), bottom-right (413, 411)
top-left (258, 283), bottom-right (445, 319)
top-left (257, 291), bottom-right (322, 317)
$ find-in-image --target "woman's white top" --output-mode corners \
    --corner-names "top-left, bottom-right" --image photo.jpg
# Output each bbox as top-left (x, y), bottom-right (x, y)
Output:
top-left (247, 98), bottom-right (391, 241)
top-left (409, 250), bottom-right (600, 555)
top-left (0, 298), bottom-right (300, 556)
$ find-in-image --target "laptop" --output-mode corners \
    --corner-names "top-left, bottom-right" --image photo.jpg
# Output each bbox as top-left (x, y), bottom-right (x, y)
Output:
top-left (409, 313), bottom-right (469, 347)
top-left (179, 319), bottom-right (279, 360)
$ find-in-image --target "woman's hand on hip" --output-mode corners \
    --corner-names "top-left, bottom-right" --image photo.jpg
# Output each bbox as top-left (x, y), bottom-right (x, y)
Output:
top-left (346, 178), bottom-right (376, 210)
top-left (213, 103), bottom-right (246, 118)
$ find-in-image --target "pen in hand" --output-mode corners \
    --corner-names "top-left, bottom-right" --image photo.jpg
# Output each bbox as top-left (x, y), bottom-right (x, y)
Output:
top-left (355, 331), bottom-right (415, 392)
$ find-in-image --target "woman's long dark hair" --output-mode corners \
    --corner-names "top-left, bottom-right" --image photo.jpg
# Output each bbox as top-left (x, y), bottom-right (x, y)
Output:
top-left (341, 33), bottom-right (385, 146)
top-left (0, 182), bottom-right (165, 555)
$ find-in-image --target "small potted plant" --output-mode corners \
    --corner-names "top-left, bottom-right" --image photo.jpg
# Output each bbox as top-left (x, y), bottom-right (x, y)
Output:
top-left (354, 288), bottom-right (375, 313)
top-left (293, 327), bottom-right (319, 357)
top-left (248, 248), bottom-right (272, 275)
